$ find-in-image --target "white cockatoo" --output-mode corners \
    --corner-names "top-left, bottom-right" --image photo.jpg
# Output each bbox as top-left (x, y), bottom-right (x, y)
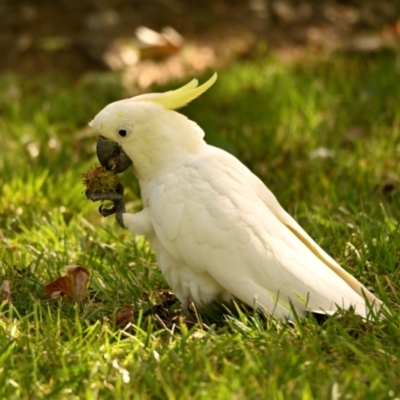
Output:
top-left (87, 73), bottom-right (383, 320)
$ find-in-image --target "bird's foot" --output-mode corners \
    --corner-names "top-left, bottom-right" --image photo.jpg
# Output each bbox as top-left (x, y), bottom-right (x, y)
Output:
top-left (181, 299), bottom-right (191, 315)
top-left (85, 183), bottom-right (126, 228)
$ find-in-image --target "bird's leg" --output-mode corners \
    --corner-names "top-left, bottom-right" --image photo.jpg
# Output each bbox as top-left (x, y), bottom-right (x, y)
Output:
top-left (85, 183), bottom-right (126, 228)
top-left (181, 299), bottom-right (200, 318)
top-left (181, 299), bottom-right (191, 315)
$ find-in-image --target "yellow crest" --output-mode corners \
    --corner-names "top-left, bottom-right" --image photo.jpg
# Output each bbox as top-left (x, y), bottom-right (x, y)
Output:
top-left (132, 73), bottom-right (217, 110)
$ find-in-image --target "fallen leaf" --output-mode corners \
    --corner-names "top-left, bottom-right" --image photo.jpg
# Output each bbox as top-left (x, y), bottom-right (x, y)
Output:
top-left (1, 280), bottom-right (11, 304)
top-left (116, 305), bottom-right (135, 330)
top-left (136, 26), bottom-right (184, 59)
top-left (45, 266), bottom-right (90, 302)
top-left (103, 26), bottom-right (184, 70)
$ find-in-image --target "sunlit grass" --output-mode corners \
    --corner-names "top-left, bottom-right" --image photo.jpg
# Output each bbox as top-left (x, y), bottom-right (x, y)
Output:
top-left (1, 53), bottom-right (400, 399)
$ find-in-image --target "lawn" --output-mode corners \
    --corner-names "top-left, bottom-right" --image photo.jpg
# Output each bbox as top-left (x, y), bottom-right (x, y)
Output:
top-left (1, 53), bottom-right (400, 399)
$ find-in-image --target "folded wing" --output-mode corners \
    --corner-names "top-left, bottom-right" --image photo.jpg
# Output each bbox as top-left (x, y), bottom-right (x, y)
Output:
top-left (149, 147), bottom-right (382, 319)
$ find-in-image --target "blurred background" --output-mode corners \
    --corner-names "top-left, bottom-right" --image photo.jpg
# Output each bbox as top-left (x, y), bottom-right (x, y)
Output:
top-left (2, 0), bottom-right (400, 87)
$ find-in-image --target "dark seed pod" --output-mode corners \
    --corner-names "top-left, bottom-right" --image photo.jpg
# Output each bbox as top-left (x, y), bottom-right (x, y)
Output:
top-left (83, 166), bottom-right (120, 194)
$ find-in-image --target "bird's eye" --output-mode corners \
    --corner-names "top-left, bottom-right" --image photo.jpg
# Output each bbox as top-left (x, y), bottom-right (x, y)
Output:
top-left (117, 125), bottom-right (131, 138)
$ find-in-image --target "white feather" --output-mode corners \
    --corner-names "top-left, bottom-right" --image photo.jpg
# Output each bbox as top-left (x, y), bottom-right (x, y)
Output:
top-left (142, 147), bottom-right (381, 319)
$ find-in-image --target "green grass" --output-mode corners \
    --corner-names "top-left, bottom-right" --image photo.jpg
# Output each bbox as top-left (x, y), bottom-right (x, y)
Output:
top-left (1, 53), bottom-right (400, 399)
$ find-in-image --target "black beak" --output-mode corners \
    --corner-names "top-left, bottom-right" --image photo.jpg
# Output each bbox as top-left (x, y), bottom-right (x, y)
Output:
top-left (96, 136), bottom-right (133, 173)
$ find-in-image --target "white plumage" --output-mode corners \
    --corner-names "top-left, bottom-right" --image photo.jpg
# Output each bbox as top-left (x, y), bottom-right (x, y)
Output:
top-left (90, 74), bottom-right (383, 319)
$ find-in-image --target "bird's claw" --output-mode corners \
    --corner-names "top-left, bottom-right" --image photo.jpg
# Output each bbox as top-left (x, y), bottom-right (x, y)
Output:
top-left (85, 183), bottom-right (126, 225)
top-left (98, 203), bottom-right (117, 217)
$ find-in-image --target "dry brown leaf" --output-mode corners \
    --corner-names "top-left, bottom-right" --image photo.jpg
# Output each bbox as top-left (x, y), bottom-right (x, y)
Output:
top-left (45, 266), bottom-right (90, 302)
top-left (103, 26), bottom-right (184, 70)
top-left (116, 305), bottom-right (135, 331)
top-left (1, 280), bottom-right (11, 304)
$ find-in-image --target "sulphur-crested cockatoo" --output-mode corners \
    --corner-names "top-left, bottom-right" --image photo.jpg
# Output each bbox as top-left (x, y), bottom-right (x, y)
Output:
top-left (87, 73), bottom-right (382, 320)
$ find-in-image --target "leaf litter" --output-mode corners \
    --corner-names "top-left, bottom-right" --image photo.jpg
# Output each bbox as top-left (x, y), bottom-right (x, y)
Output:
top-left (45, 265), bottom-right (90, 302)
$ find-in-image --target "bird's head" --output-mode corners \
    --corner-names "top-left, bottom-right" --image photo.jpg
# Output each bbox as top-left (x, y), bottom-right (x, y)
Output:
top-left (89, 73), bottom-right (217, 178)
